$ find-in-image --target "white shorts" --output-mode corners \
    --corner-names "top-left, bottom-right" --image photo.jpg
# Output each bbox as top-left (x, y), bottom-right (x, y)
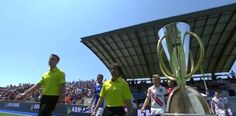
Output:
top-left (151, 107), bottom-right (164, 115)
top-left (96, 107), bottom-right (104, 116)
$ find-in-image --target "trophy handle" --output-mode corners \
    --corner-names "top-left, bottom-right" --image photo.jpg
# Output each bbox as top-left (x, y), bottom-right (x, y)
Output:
top-left (184, 32), bottom-right (205, 79)
top-left (157, 36), bottom-right (177, 80)
top-left (182, 35), bottom-right (194, 74)
top-left (189, 51), bottom-right (195, 73)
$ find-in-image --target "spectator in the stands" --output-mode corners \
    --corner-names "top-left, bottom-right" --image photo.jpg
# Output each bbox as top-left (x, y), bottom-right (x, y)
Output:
top-left (211, 91), bottom-right (233, 116)
top-left (166, 80), bottom-right (175, 96)
top-left (230, 70), bottom-right (236, 78)
top-left (64, 93), bottom-right (72, 104)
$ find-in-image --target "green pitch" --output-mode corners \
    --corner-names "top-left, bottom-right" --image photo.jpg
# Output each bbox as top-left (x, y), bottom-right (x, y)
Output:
top-left (0, 112), bottom-right (30, 116)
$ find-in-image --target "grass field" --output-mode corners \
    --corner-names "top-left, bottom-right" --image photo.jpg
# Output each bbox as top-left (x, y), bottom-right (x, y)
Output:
top-left (0, 109), bottom-right (58, 116)
top-left (0, 112), bottom-right (29, 116)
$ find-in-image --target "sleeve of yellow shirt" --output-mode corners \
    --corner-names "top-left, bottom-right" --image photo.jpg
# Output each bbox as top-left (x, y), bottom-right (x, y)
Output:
top-left (99, 81), bottom-right (106, 97)
top-left (122, 81), bottom-right (133, 100)
top-left (59, 72), bottom-right (65, 84)
top-left (39, 73), bottom-right (46, 85)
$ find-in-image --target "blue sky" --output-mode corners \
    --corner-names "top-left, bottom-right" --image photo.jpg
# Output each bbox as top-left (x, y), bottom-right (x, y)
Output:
top-left (0, 0), bottom-right (236, 87)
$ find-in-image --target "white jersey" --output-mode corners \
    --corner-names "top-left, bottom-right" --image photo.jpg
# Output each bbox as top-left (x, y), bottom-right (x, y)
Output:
top-left (147, 85), bottom-right (167, 114)
top-left (211, 97), bottom-right (232, 116)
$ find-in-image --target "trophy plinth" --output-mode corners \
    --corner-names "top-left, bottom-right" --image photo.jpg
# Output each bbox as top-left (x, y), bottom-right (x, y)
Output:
top-left (167, 86), bottom-right (211, 114)
top-left (157, 22), bottom-right (212, 114)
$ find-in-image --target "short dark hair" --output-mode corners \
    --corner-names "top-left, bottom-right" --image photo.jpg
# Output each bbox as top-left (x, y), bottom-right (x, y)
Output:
top-left (51, 54), bottom-right (60, 62)
top-left (111, 63), bottom-right (126, 79)
top-left (97, 74), bottom-right (104, 78)
top-left (152, 74), bottom-right (160, 79)
top-left (111, 63), bottom-right (122, 74)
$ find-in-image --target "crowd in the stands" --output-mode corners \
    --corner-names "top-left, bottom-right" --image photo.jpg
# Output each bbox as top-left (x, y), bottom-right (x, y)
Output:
top-left (0, 80), bottom-right (96, 105)
top-left (128, 74), bottom-right (236, 97)
top-left (0, 73), bottom-right (236, 105)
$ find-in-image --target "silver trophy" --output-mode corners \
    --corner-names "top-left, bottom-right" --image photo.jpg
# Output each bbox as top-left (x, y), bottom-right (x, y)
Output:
top-left (157, 22), bottom-right (212, 115)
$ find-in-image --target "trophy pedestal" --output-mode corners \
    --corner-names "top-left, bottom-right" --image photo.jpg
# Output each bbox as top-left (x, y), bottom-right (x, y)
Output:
top-left (167, 86), bottom-right (211, 114)
top-left (162, 113), bottom-right (216, 116)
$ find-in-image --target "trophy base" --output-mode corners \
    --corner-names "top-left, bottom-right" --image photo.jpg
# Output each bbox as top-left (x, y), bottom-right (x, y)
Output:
top-left (167, 85), bottom-right (211, 114)
top-left (162, 113), bottom-right (216, 116)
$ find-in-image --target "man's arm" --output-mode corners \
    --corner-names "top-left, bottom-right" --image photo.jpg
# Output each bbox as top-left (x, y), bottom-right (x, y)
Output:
top-left (91, 97), bottom-right (104, 116)
top-left (225, 100), bottom-right (233, 116)
top-left (210, 102), bottom-right (215, 114)
top-left (141, 96), bottom-right (150, 112)
top-left (89, 86), bottom-right (96, 107)
top-left (16, 83), bottom-right (41, 99)
top-left (125, 99), bottom-right (134, 114)
top-left (58, 83), bottom-right (65, 103)
top-left (89, 96), bottom-right (95, 107)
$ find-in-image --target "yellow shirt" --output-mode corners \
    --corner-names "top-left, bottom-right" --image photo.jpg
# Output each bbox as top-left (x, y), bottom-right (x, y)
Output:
top-left (100, 76), bottom-right (133, 107)
top-left (39, 67), bottom-right (65, 96)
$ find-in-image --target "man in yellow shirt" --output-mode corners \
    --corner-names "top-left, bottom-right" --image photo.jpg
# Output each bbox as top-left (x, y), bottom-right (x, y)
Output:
top-left (92, 63), bottom-right (133, 116)
top-left (16, 54), bottom-right (65, 116)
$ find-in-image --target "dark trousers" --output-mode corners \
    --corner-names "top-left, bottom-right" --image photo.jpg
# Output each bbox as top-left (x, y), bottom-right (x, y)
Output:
top-left (38, 95), bottom-right (59, 116)
top-left (103, 106), bottom-right (125, 116)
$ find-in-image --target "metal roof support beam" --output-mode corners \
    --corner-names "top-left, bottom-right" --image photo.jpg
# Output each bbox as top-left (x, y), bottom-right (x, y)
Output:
top-left (109, 35), bottom-right (135, 78)
top-left (117, 34), bottom-right (139, 78)
top-left (212, 12), bottom-right (235, 72)
top-left (99, 37), bottom-right (129, 78)
top-left (87, 40), bottom-right (113, 69)
top-left (220, 20), bottom-right (236, 70)
top-left (134, 31), bottom-right (151, 77)
top-left (125, 32), bottom-right (146, 76)
top-left (205, 13), bottom-right (222, 72)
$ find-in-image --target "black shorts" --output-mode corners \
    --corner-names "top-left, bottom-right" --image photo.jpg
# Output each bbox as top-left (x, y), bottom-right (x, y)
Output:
top-left (103, 106), bottom-right (125, 116)
top-left (38, 95), bottom-right (59, 116)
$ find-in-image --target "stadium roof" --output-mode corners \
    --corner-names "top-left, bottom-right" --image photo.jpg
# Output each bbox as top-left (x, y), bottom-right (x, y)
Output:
top-left (81, 3), bottom-right (236, 79)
